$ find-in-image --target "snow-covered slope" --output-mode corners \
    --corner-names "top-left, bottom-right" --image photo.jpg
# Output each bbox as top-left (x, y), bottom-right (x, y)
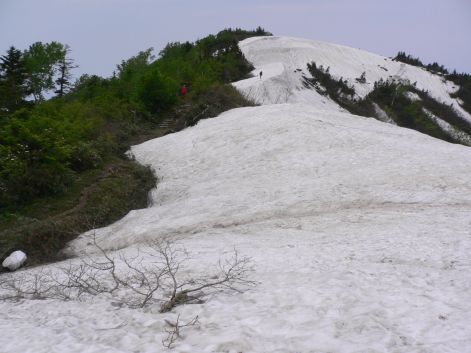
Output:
top-left (234, 36), bottom-right (471, 123)
top-left (2, 37), bottom-right (471, 353)
top-left (68, 104), bottom-right (471, 254)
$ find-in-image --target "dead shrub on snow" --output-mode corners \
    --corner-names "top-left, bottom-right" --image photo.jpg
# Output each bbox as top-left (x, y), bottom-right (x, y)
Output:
top-left (0, 235), bottom-right (256, 311)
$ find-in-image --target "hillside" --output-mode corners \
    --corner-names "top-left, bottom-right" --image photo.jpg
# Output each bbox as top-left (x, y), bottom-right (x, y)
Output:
top-left (0, 28), bottom-right (264, 264)
top-left (1, 36), bottom-right (471, 353)
top-left (234, 36), bottom-right (471, 145)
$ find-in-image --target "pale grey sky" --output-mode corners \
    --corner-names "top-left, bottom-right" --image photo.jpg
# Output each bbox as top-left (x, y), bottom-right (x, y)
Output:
top-left (1, 0), bottom-right (470, 78)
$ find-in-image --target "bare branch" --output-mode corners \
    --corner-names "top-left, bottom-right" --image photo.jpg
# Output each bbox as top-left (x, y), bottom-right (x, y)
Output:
top-left (160, 248), bottom-right (255, 313)
top-left (162, 314), bottom-right (199, 349)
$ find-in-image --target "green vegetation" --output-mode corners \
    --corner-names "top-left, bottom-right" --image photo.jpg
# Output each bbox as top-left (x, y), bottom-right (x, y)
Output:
top-left (0, 47), bottom-right (30, 113)
top-left (393, 51), bottom-right (425, 68)
top-left (448, 72), bottom-right (471, 114)
top-left (393, 51), bottom-right (448, 75)
top-left (393, 51), bottom-right (471, 113)
top-left (304, 62), bottom-right (373, 117)
top-left (304, 61), bottom-right (471, 145)
top-left (0, 27), bottom-right (268, 266)
top-left (366, 81), bottom-right (450, 141)
top-left (0, 160), bottom-right (155, 264)
top-left (362, 80), bottom-right (471, 144)
top-left (305, 62), bottom-right (355, 99)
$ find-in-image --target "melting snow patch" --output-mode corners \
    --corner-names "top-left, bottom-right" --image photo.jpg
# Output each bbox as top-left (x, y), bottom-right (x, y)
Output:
top-left (423, 108), bottom-right (471, 146)
top-left (372, 102), bottom-right (396, 124)
top-left (405, 91), bottom-right (421, 101)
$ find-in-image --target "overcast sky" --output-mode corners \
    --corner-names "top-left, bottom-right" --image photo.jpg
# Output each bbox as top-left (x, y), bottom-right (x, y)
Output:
top-left (1, 0), bottom-right (470, 79)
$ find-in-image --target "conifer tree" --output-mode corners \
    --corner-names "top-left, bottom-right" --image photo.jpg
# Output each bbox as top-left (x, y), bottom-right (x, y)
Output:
top-left (54, 45), bottom-right (76, 97)
top-left (0, 46), bottom-right (29, 113)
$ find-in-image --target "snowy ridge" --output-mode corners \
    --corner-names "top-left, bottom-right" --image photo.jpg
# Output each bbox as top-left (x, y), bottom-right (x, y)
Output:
top-left (234, 36), bottom-right (471, 123)
top-left (2, 37), bottom-right (471, 353)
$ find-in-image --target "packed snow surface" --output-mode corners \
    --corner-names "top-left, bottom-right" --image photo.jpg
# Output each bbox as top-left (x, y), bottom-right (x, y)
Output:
top-left (2, 103), bottom-right (471, 353)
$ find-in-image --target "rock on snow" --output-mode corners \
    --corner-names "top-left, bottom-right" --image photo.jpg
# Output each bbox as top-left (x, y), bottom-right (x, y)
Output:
top-left (2, 251), bottom-right (27, 271)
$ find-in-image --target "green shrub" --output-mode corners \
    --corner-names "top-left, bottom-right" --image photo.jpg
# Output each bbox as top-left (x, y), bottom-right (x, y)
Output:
top-left (306, 62), bottom-right (355, 99)
top-left (366, 81), bottom-right (453, 141)
top-left (171, 84), bottom-right (255, 129)
top-left (0, 110), bottom-right (74, 207)
top-left (137, 67), bottom-right (178, 113)
top-left (69, 142), bottom-right (103, 171)
top-left (448, 72), bottom-right (471, 114)
top-left (0, 160), bottom-right (155, 264)
top-left (393, 51), bottom-right (424, 68)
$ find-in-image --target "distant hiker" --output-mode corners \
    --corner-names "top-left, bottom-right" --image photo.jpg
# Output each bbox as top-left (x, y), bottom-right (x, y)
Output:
top-left (259, 71), bottom-right (263, 79)
top-left (180, 84), bottom-right (187, 98)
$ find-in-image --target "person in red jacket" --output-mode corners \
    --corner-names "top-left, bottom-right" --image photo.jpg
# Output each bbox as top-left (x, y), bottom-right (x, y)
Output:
top-left (180, 84), bottom-right (187, 98)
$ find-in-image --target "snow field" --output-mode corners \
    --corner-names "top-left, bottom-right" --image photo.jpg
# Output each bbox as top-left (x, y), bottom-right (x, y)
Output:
top-left (69, 104), bottom-right (471, 254)
top-left (2, 207), bottom-right (470, 352)
top-left (24, 104), bottom-right (468, 352)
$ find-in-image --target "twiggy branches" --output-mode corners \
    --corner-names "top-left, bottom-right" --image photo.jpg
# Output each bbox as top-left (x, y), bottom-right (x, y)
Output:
top-left (160, 247), bottom-right (255, 313)
top-left (162, 314), bottom-right (200, 349)
top-left (0, 236), bottom-right (255, 312)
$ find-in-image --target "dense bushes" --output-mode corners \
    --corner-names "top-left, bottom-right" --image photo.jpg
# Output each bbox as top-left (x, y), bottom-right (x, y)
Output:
top-left (366, 79), bottom-right (471, 143)
top-left (169, 84), bottom-right (255, 131)
top-left (366, 81), bottom-right (450, 141)
top-left (136, 67), bottom-right (178, 113)
top-left (0, 104), bottom-right (101, 208)
top-left (448, 72), bottom-right (471, 113)
top-left (0, 160), bottom-right (155, 264)
top-left (306, 62), bottom-right (355, 99)
top-left (155, 27), bottom-right (270, 92)
top-left (393, 51), bottom-right (471, 113)
top-left (393, 51), bottom-right (448, 75)
top-left (304, 61), bottom-right (370, 114)
top-left (393, 51), bottom-right (425, 68)
top-left (303, 61), bottom-right (470, 145)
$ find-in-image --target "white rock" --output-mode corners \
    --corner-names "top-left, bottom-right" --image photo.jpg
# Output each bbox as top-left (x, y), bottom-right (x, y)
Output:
top-left (2, 250), bottom-right (27, 271)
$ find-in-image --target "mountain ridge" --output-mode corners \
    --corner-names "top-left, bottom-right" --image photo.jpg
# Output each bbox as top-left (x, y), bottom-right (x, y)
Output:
top-left (234, 36), bottom-right (471, 142)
